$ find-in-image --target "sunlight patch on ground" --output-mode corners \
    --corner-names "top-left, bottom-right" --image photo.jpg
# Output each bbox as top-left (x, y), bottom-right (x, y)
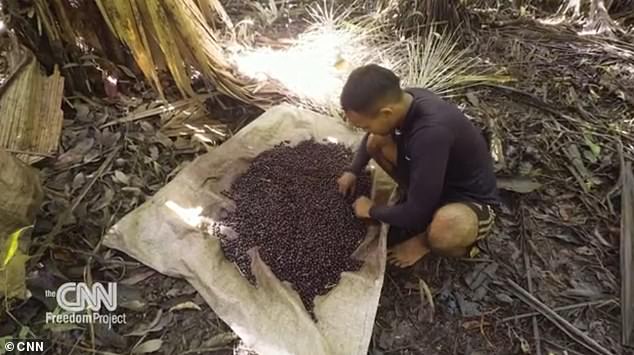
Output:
top-left (538, 17), bottom-right (567, 26)
top-left (578, 28), bottom-right (605, 36)
top-left (600, 44), bottom-right (633, 59)
top-left (165, 200), bottom-right (205, 228)
top-left (621, 64), bottom-right (634, 74)
top-left (229, 24), bottom-right (395, 113)
top-left (165, 200), bottom-right (215, 231)
top-left (0, 0), bottom-right (4, 34)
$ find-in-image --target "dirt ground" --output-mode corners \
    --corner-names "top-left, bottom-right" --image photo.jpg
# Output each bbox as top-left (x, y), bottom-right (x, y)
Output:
top-left (2, 1), bottom-right (634, 355)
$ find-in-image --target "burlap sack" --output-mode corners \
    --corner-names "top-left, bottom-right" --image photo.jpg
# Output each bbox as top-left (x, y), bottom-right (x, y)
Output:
top-left (0, 151), bottom-right (42, 236)
top-left (0, 150), bottom-right (43, 298)
top-left (104, 105), bottom-right (392, 355)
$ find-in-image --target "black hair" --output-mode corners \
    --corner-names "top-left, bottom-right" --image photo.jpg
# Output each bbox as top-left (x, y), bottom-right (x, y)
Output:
top-left (340, 64), bottom-right (402, 114)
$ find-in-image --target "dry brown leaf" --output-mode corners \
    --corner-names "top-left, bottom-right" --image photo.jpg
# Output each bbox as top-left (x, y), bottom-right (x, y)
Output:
top-left (202, 332), bottom-right (238, 348)
top-left (496, 177), bottom-right (541, 194)
top-left (168, 301), bottom-right (201, 312)
top-left (120, 269), bottom-right (156, 285)
top-left (71, 172), bottom-right (86, 192)
top-left (113, 170), bottom-right (130, 185)
top-left (132, 339), bottom-right (163, 354)
top-left (56, 138), bottom-right (95, 166)
top-left (74, 103), bottom-right (90, 121)
top-left (125, 309), bottom-right (170, 337)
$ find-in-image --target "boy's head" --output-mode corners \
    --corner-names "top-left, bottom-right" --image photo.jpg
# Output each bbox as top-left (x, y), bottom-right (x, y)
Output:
top-left (340, 64), bottom-right (405, 135)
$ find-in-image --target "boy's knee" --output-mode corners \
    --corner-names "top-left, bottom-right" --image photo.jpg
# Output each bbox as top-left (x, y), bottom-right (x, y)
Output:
top-left (427, 204), bottom-right (478, 254)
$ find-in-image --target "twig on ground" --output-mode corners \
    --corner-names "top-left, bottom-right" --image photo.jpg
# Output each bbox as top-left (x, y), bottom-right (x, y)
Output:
top-left (178, 347), bottom-right (231, 355)
top-left (506, 278), bottom-right (615, 355)
top-left (484, 84), bottom-right (567, 116)
top-left (542, 339), bottom-right (587, 355)
top-left (99, 95), bottom-right (214, 129)
top-left (53, 340), bottom-right (121, 355)
top-left (0, 149), bottom-right (56, 158)
top-left (500, 299), bottom-right (618, 322)
top-left (68, 331), bottom-right (84, 355)
top-left (418, 278), bottom-right (435, 323)
top-left (527, 239), bottom-right (547, 267)
top-left (480, 313), bottom-right (495, 349)
top-left (520, 205), bottom-right (542, 355)
top-left (620, 156), bottom-right (634, 347)
top-left (84, 233), bottom-right (106, 352)
top-left (386, 273), bottom-right (425, 335)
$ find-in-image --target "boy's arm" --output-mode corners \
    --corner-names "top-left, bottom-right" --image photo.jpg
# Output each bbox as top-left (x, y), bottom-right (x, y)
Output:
top-left (369, 127), bottom-right (453, 230)
top-left (346, 133), bottom-right (371, 175)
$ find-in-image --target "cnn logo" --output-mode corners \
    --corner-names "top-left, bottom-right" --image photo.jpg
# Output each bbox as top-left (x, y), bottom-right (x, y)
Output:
top-left (56, 282), bottom-right (117, 312)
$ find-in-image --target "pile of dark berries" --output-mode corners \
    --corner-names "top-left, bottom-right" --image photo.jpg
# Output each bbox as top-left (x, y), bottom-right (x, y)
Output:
top-left (216, 139), bottom-right (371, 316)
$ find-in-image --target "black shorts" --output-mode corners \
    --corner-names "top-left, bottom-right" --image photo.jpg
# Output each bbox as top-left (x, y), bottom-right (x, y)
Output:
top-left (387, 201), bottom-right (496, 255)
top-left (462, 201), bottom-right (496, 257)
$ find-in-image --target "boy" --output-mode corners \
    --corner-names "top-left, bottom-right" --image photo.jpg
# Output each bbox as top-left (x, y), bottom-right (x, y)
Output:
top-left (337, 64), bottom-right (498, 267)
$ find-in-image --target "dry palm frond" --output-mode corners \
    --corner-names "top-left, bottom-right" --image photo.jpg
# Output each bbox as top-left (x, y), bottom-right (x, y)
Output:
top-left (50, 0), bottom-right (75, 41)
top-left (251, 0), bottom-right (281, 26)
top-left (306, 4), bottom-right (508, 100)
top-left (197, 0), bottom-right (234, 30)
top-left (161, 0), bottom-right (250, 101)
top-left (304, 2), bottom-right (509, 99)
top-left (139, 1), bottom-right (194, 98)
top-left (95, 0), bottom-right (251, 102)
top-left (306, 0), bottom-right (390, 38)
top-left (0, 53), bottom-right (64, 164)
top-left (396, 27), bottom-right (511, 95)
top-left (228, 1), bottom-right (399, 116)
top-left (307, 0), bottom-right (354, 26)
top-left (33, 0), bottom-right (62, 43)
top-left (394, 0), bottom-right (464, 31)
top-left (230, 1), bottom-right (506, 115)
top-left (96, 0), bottom-right (164, 97)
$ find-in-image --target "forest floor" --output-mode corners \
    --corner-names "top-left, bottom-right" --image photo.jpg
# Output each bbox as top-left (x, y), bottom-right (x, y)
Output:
top-left (2, 2), bottom-right (634, 355)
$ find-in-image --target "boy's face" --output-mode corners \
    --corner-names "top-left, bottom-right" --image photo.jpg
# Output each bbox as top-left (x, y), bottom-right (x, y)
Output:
top-left (345, 107), bottom-right (397, 136)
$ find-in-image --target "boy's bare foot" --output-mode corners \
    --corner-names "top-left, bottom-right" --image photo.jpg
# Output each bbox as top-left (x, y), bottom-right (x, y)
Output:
top-left (387, 234), bottom-right (430, 268)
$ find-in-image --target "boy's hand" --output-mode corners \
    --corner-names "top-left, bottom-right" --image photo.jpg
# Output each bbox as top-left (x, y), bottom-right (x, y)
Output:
top-left (353, 196), bottom-right (374, 219)
top-left (337, 172), bottom-right (357, 197)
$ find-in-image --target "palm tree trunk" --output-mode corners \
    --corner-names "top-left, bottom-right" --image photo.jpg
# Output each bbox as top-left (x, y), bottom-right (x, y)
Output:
top-left (556, 0), bottom-right (582, 17)
top-left (609, 0), bottom-right (634, 12)
top-left (586, 0), bottom-right (619, 34)
top-left (423, 0), bottom-right (461, 27)
top-left (395, 0), bottom-right (462, 33)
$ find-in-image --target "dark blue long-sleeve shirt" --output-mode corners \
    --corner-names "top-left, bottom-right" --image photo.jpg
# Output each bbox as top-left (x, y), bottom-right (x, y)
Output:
top-left (349, 88), bottom-right (498, 232)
